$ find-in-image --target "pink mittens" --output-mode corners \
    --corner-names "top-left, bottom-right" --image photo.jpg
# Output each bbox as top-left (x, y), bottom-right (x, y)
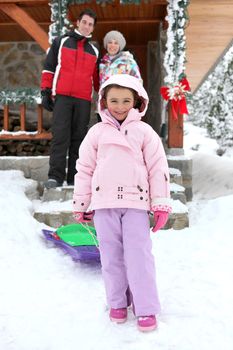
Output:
top-left (152, 211), bottom-right (169, 233)
top-left (73, 211), bottom-right (93, 223)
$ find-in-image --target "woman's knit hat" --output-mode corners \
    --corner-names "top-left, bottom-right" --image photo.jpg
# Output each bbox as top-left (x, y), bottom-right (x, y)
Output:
top-left (103, 30), bottom-right (126, 51)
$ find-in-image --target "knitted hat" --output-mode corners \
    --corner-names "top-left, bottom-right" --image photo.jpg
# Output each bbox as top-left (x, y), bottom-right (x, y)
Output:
top-left (103, 31), bottom-right (126, 52)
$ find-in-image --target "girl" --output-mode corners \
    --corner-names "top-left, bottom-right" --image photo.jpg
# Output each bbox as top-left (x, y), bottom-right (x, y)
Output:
top-left (99, 30), bottom-right (142, 86)
top-left (73, 74), bottom-right (171, 332)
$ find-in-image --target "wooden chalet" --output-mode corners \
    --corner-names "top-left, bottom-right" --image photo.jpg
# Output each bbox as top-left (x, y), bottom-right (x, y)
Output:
top-left (0, 0), bottom-right (232, 149)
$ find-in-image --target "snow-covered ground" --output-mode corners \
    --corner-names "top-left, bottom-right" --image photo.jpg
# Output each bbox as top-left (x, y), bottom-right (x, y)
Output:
top-left (0, 121), bottom-right (233, 350)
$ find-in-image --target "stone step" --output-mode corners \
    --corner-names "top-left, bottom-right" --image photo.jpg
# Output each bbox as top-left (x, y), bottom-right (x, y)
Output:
top-left (33, 165), bottom-right (189, 230)
top-left (41, 166), bottom-right (185, 202)
top-left (0, 155), bottom-right (192, 200)
top-left (33, 198), bottom-right (189, 230)
top-left (41, 182), bottom-right (186, 204)
top-left (41, 185), bottom-right (74, 202)
top-left (167, 155), bottom-right (192, 201)
top-left (170, 182), bottom-right (186, 204)
top-left (169, 167), bottom-right (183, 185)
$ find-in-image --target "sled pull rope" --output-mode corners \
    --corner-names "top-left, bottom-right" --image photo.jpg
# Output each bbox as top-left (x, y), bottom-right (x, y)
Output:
top-left (81, 223), bottom-right (99, 250)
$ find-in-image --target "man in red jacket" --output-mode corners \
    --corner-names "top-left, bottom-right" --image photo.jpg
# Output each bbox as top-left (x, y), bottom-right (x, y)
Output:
top-left (41, 8), bottom-right (99, 188)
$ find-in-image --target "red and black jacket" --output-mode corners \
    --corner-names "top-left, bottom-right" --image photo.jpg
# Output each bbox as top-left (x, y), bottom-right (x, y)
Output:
top-left (41, 30), bottom-right (99, 101)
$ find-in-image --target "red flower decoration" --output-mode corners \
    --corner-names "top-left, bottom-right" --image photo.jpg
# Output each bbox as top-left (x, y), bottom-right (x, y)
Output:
top-left (160, 78), bottom-right (191, 120)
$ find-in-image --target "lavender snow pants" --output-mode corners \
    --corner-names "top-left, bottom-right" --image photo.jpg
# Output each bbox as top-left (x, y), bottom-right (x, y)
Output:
top-left (93, 208), bottom-right (161, 316)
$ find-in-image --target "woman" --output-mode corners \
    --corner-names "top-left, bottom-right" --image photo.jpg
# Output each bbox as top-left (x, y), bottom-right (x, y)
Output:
top-left (99, 30), bottom-right (142, 86)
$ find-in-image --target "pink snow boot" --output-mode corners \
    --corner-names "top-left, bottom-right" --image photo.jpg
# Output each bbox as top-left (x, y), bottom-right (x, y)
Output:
top-left (109, 308), bottom-right (127, 323)
top-left (137, 315), bottom-right (157, 332)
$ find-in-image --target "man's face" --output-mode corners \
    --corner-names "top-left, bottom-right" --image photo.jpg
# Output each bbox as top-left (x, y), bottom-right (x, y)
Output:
top-left (77, 15), bottom-right (95, 37)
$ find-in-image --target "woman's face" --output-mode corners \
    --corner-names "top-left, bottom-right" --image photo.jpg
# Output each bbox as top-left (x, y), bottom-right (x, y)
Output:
top-left (105, 87), bottom-right (134, 122)
top-left (107, 39), bottom-right (120, 56)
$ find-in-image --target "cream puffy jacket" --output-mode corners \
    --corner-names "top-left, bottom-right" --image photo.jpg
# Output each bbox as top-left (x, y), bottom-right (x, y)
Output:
top-left (73, 74), bottom-right (170, 212)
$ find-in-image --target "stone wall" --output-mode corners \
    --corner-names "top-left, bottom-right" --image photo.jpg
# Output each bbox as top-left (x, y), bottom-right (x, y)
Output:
top-left (0, 42), bottom-right (45, 89)
top-left (0, 139), bottom-right (51, 156)
top-left (0, 41), bottom-right (53, 131)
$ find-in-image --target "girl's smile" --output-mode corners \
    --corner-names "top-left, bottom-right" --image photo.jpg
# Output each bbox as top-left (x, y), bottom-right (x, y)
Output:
top-left (105, 87), bottom-right (135, 122)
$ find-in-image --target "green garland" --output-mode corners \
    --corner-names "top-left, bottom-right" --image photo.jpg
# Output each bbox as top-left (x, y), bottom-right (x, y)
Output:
top-left (0, 88), bottom-right (41, 105)
top-left (164, 0), bottom-right (190, 84)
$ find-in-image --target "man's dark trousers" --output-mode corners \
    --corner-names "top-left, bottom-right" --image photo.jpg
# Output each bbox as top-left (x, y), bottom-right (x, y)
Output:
top-left (48, 94), bottom-right (91, 185)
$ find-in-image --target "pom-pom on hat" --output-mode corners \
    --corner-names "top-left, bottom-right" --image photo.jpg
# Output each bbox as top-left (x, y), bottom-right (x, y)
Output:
top-left (103, 30), bottom-right (126, 52)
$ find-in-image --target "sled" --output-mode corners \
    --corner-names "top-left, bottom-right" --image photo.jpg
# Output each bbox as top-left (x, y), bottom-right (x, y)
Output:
top-left (42, 223), bottom-right (100, 263)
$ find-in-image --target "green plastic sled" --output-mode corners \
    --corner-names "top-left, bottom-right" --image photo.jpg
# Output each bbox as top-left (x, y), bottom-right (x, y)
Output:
top-left (56, 223), bottom-right (99, 247)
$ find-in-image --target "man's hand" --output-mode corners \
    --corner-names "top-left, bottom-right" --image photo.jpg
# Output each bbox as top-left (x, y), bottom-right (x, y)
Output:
top-left (41, 88), bottom-right (54, 112)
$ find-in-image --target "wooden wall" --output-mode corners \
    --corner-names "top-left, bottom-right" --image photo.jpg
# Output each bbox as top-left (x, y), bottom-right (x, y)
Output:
top-left (185, 0), bottom-right (233, 92)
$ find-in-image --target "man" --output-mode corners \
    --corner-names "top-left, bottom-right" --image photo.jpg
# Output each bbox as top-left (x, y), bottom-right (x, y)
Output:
top-left (41, 8), bottom-right (99, 188)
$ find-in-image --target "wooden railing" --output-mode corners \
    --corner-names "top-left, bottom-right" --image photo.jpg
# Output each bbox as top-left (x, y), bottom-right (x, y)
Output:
top-left (0, 103), bottom-right (52, 140)
top-left (0, 101), bottom-right (183, 148)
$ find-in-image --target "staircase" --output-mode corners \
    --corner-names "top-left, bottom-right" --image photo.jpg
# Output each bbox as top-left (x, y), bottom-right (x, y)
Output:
top-left (0, 155), bottom-right (191, 229)
top-left (32, 160), bottom-right (191, 231)
top-left (185, 0), bottom-right (233, 92)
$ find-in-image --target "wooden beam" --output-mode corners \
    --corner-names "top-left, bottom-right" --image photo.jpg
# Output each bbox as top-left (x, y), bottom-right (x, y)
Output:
top-left (0, 19), bottom-right (161, 26)
top-left (0, 22), bottom-right (49, 26)
top-left (97, 19), bottom-right (161, 24)
top-left (0, 0), bottom-right (48, 3)
top-left (0, 132), bottom-right (52, 140)
top-left (0, 0), bottom-right (167, 3)
top-left (0, 3), bottom-right (49, 51)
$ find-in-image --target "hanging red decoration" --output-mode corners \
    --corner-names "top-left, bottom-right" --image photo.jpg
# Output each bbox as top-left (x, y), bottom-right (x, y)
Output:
top-left (160, 78), bottom-right (191, 120)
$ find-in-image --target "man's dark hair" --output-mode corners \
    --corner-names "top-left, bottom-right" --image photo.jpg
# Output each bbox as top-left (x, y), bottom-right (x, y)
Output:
top-left (78, 8), bottom-right (97, 25)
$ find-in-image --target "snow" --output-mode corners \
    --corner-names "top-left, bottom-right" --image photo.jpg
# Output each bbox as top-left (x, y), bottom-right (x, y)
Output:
top-left (1, 121), bottom-right (233, 350)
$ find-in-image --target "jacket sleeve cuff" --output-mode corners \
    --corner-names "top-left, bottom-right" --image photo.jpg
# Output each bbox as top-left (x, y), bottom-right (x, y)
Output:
top-left (41, 71), bottom-right (54, 90)
top-left (151, 197), bottom-right (172, 212)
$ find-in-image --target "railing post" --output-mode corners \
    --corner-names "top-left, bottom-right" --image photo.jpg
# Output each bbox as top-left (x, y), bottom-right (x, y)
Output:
top-left (37, 104), bottom-right (43, 133)
top-left (3, 105), bottom-right (9, 131)
top-left (167, 102), bottom-right (183, 148)
top-left (20, 103), bottom-right (26, 131)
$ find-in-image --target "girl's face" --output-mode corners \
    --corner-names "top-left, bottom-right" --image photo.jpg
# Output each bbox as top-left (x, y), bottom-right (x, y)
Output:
top-left (107, 39), bottom-right (120, 56)
top-left (105, 87), bottom-right (135, 122)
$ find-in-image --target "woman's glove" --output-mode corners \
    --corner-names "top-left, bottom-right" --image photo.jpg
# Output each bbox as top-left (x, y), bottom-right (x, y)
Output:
top-left (152, 211), bottom-right (169, 233)
top-left (73, 211), bottom-right (93, 223)
top-left (41, 88), bottom-right (54, 112)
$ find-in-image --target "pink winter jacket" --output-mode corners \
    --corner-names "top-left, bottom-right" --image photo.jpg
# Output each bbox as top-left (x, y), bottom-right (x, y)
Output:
top-left (73, 74), bottom-right (171, 212)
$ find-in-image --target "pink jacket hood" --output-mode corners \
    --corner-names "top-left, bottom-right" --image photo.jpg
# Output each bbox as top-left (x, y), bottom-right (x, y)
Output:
top-left (98, 74), bottom-right (149, 123)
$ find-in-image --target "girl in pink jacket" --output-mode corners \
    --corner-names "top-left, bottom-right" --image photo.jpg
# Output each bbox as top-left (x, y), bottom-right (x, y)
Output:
top-left (73, 74), bottom-right (171, 332)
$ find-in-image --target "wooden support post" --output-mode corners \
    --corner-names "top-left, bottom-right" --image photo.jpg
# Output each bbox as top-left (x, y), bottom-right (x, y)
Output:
top-left (37, 104), bottom-right (43, 133)
top-left (3, 105), bottom-right (9, 131)
top-left (20, 103), bottom-right (26, 131)
top-left (167, 102), bottom-right (183, 148)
